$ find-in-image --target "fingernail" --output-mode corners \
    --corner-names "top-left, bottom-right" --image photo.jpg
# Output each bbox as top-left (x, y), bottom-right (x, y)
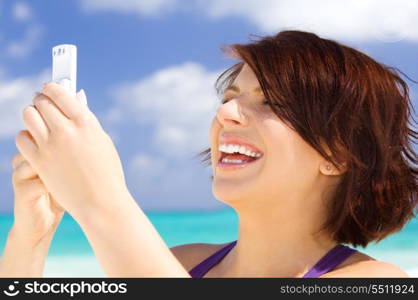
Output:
top-left (42, 81), bottom-right (52, 90)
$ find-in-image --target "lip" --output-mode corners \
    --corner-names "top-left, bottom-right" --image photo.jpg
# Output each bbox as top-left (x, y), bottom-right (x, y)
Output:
top-left (216, 133), bottom-right (264, 165)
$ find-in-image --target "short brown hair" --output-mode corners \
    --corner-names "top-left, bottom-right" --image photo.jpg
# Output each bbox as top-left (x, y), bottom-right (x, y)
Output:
top-left (197, 30), bottom-right (418, 248)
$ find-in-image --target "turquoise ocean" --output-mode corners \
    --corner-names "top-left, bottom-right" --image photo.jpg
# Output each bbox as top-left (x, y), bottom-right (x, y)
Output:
top-left (1, 208), bottom-right (417, 277)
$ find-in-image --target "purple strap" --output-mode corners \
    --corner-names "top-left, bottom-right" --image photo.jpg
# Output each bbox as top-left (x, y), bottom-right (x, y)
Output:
top-left (302, 244), bottom-right (357, 278)
top-left (189, 241), bottom-right (237, 278)
top-left (189, 241), bottom-right (357, 278)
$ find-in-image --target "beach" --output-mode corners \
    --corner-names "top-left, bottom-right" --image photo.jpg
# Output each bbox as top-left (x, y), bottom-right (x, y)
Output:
top-left (1, 208), bottom-right (417, 277)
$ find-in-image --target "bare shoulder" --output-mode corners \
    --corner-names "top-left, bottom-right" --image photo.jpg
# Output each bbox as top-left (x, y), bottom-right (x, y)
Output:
top-left (170, 242), bottom-right (230, 272)
top-left (322, 251), bottom-right (409, 278)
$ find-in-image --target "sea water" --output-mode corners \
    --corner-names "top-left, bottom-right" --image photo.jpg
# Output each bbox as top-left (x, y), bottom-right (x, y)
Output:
top-left (0, 208), bottom-right (417, 277)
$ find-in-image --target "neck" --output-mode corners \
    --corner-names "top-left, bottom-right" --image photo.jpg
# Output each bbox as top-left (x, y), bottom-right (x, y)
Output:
top-left (218, 202), bottom-right (338, 277)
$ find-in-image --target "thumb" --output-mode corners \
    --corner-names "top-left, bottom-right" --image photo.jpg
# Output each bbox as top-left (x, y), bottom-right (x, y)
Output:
top-left (76, 89), bottom-right (88, 107)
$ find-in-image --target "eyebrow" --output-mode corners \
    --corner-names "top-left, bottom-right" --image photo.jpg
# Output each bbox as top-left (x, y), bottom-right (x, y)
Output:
top-left (224, 85), bottom-right (263, 94)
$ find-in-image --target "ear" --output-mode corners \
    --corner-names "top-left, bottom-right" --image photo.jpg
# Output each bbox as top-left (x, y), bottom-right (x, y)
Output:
top-left (319, 140), bottom-right (347, 176)
top-left (319, 160), bottom-right (347, 176)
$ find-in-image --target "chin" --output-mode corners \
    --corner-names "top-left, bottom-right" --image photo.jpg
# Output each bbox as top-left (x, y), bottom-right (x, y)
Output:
top-left (212, 179), bottom-right (254, 206)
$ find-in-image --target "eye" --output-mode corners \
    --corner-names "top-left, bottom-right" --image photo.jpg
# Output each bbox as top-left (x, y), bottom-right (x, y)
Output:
top-left (222, 98), bottom-right (272, 105)
top-left (263, 99), bottom-right (277, 106)
top-left (221, 97), bottom-right (232, 104)
top-left (263, 99), bottom-right (285, 109)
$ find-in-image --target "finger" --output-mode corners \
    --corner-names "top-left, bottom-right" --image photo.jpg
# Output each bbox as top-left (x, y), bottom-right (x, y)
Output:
top-left (15, 130), bottom-right (38, 163)
top-left (13, 160), bottom-right (37, 180)
top-left (22, 104), bottom-right (49, 145)
top-left (14, 178), bottom-right (46, 198)
top-left (12, 153), bottom-right (25, 170)
top-left (42, 82), bottom-right (85, 122)
top-left (33, 93), bottom-right (71, 131)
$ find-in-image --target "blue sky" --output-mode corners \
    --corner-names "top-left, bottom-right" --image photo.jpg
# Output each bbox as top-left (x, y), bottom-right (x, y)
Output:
top-left (0, 0), bottom-right (417, 213)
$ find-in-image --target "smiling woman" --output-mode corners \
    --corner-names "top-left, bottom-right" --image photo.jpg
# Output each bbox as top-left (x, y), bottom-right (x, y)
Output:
top-left (1, 30), bottom-right (416, 279)
top-left (185, 30), bottom-right (418, 277)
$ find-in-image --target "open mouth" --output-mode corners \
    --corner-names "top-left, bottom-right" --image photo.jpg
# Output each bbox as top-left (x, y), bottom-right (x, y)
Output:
top-left (217, 144), bottom-right (264, 169)
top-left (219, 152), bottom-right (260, 163)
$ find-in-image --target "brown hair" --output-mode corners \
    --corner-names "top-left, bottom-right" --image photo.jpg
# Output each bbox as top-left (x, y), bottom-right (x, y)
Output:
top-left (197, 30), bottom-right (418, 248)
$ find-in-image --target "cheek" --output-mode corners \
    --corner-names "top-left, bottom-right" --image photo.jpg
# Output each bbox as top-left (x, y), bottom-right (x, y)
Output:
top-left (264, 120), bottom-right (320, 185)
top-left (263, 123), bottom-right (296, 176)
top-left (260, 118), bottom-right (315, 191)
top-left (264, 118), bottom-right (295, 157)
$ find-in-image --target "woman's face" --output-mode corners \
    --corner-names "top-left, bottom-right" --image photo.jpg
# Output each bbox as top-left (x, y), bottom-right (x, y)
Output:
top-left (210, 64), bottom-right (331, 211)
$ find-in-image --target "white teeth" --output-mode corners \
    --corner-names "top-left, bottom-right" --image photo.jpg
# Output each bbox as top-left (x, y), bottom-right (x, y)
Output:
top-left (218, 143), bottom-right (262, 158)
top-left (222, 158), bottom-right (244, 163)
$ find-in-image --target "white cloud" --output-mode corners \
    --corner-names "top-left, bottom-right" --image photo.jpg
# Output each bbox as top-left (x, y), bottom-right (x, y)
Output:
top-left (109, 62), bottom-right (220, 158)
top-left (203, 0), bottom-right (418, 42)
top-left (129, 153), bottom-right (167, 182)
top-left (80, 0), bottom-right (418, 42)
top-left (80, 0), bottom-right (178, 16)
top-left (0, 69), bottom-right (51, 139)
top-left (12, 2), bottom-right (32, 22)
top-left (6, 24), bottom-right (43, 58)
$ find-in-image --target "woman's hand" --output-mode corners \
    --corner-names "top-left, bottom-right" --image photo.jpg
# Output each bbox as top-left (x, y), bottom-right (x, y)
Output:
top-left (13, 83), bottom-right (189, 277)
top-left (15, 84), bottom-right (128, 221)
top-left (0, 152), bottom-right (64, 277)
top-left (10, 152), bottom-right (64, 245)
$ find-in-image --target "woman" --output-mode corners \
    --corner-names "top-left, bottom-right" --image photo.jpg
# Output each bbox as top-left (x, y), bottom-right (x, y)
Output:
top-left (1, 30), bottom-right (416, 277)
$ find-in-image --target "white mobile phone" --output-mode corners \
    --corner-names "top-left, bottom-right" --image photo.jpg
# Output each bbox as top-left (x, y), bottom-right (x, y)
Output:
top-left (52, 44), bottom-right (77, 94)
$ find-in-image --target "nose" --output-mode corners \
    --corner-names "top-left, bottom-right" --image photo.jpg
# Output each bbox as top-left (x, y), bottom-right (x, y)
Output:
top-left (216, 99), bottom-right (249, 128)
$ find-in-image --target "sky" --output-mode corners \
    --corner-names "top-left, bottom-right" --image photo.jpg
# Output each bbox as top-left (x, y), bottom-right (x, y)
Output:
top-left (0, 0), bottom-right (417, 213)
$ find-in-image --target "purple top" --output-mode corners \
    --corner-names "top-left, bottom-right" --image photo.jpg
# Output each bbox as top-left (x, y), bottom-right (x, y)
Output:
top-left (189, 240), bottom-right (357, 278)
